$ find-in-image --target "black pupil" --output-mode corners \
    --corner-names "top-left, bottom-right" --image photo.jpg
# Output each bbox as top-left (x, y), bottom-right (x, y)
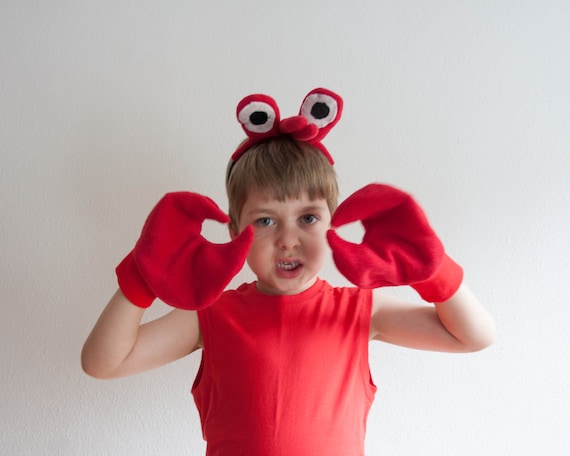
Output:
top-left (250, 111), bottom-right (268, 125)
top-left (311, 102), bottom-right (330, 119)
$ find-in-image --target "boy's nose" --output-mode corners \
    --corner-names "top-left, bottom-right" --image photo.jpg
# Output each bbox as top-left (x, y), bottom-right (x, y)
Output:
top-left (277, 226), bottom-right (300, 250)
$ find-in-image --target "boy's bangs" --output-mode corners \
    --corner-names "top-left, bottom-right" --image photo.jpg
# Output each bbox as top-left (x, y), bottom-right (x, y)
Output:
top-left (254, 166), bottom-right (334, 205)
top-left (247, 139), bottom-right (337, 206)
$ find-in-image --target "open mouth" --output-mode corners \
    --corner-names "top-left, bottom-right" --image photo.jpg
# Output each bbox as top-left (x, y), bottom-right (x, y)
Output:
top-left (277, 260), bottom-right (301, 271)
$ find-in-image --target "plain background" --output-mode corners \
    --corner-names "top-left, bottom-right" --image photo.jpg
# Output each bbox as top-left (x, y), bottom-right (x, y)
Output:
top-left (2, 1), bottom-right (569, 455)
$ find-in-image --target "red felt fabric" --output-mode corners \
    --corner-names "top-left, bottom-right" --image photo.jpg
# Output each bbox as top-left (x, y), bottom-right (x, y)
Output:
top-left (116, 192), bottom-right (253, 310)
top-left (115, 251), bottom-right (155, 308)
top-left (411, 254), bottom-right (464, 303)
top-left (327, 183), bottom-right (445, 289)
top-left (327, 183), bottom-right (463, 302)
top-left (231, 88), bottom-right (343, 166)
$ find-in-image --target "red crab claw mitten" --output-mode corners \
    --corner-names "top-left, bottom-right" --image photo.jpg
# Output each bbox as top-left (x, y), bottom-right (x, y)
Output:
top-left (327, 183), bottom-right (446, 289)
top-left (116, 192), bottom-right (253, 310)
top-left (410, 253), bottom-right (464, 303)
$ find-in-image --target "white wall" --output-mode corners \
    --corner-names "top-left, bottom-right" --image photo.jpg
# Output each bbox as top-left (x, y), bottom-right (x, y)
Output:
top-left (2, 1), bottom-right (569, 454)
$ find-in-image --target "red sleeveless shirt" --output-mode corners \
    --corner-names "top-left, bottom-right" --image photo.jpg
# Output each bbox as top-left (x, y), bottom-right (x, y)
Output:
top-left (192, 279), bottom-right (376, 456)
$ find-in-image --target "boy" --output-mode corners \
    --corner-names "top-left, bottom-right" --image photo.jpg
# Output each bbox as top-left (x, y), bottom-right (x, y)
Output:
top-left (82, 89), bottom-right (495, 455)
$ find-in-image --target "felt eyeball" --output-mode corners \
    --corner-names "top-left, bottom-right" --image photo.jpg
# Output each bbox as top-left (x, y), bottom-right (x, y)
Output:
top-left (300, 89), bottom-right (342, 129)
top-left (237, 95), bottom-right (280, 135)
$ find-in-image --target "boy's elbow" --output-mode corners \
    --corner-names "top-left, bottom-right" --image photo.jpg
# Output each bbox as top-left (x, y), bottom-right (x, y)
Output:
top-left (81, 362), bottom-right (117, 380)
top-left (81, 349), bottom-right (116, 380)
top-left (464, 337), bottom-right (494, 353)
top-left (81, 356), bottom-right (104, 379)
top-left (461, 325), bottom-right (497, 353)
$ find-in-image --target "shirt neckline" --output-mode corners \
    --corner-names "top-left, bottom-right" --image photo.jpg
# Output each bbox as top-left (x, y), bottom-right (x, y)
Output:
top-left (244, 278), bottom-right (327, 305)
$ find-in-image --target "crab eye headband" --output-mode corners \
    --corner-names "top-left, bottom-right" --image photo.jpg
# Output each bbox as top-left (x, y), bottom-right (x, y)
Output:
top-left (227, 88), bottom-right (343, 180)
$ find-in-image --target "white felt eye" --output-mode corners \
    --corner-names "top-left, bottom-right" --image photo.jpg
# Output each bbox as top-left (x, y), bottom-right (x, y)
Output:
top-left (237, 101), bottom-right (277, 134)
top-left (300, 92), bottom-right (339, 129)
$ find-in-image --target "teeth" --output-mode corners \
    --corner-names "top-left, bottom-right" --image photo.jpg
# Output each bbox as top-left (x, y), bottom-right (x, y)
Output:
top-left (278, 261), bottom-right (299, 270)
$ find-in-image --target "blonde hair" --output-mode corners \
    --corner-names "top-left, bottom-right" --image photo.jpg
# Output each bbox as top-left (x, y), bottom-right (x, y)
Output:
top-left (226, 136), bottom-right (339, 233)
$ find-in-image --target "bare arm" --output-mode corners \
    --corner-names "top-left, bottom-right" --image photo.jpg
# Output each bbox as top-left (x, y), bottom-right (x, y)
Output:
top-left (370, 283), bottom-right (495, 353)
top-left (81, 289), bottom-right (201, 379)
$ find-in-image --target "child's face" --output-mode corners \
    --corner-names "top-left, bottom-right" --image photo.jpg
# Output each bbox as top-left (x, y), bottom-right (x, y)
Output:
top-left (231, 189), bottom-right (332, 295)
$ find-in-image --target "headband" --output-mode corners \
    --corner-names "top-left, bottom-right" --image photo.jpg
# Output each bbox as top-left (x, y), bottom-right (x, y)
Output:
top-left (227, 88), bottom-right (343, 180)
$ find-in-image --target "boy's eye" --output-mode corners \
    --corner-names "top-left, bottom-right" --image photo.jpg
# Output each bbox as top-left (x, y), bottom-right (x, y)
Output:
top-left (255, 217), bottom-right (274, 227)
top-left (300, 215), bottom-right (318, 224)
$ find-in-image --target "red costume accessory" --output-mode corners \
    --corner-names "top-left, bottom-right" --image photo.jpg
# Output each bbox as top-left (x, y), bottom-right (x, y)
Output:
top-left (116, 192), bottom-right (253, 310)
top-left (327, 184), bottom-right (463, 302)
top-left (227, 88), bottom-right (343, 179)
